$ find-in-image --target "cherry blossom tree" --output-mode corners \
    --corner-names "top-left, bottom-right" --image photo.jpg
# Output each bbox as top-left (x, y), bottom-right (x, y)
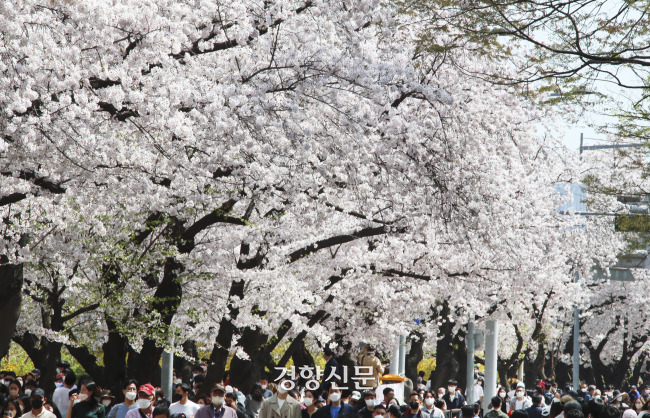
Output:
top-left (0, 0), bottom-right (623, 391)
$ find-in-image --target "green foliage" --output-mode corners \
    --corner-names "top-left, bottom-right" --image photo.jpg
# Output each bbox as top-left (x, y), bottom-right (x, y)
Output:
top-left (0, 343), bottom-right (87, 377)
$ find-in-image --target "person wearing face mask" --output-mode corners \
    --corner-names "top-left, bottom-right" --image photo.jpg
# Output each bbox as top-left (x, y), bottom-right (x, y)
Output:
top-left (442, 381), bottom-right (465, 413)
top-left (508, 384), bottom-right (531, 413)
top-left (169, 385), bottom-right (200, 418)
top-left (4, 398), bottom-right (23, 418)
top-left (435, 390), bottom-right (445, 402)
top-left (224, 393), bottom-right (246, 418)
top-left (633, 398), bottom-right (646, 415)
top-left (419, 392), bottom-right (435, 417)
top-left (68, 381), bottom-right (105, 418)
top-left (358, 391), bottom-right (378, 418)
top-left (21, 389), bottom-right (55, 418)
top-left (123, 385), bottom-right (156, 418)
top-left (107, 380), bottom-right (138, 418)
top-left (195, 385), bottom-right (237, 418)
top-left (98, 393), bottom-right (114, 413)
top-left (496, 389), bottom-right (509, 415)
top-left (399, 393), bottom-right (424, 418)
top-left (311, 387), bottom-right (355, 418)
top-left (7, 380), bottom-right (21, 401)
top-left (53, 372), bottom-right (77, 418)
top-left (258, 376), bottom-right (273, 400)
top-left (301, 389), bottom-right (319, 418)
top-left (372, 405), bottom-right (387, 418)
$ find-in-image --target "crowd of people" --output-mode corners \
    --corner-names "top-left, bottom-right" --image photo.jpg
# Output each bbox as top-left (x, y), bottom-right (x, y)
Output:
top-left (0, 353), bottom-right (647, 418)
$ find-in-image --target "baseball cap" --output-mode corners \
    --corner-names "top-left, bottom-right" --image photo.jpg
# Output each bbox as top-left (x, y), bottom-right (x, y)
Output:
top-left (138, 384), bottom-right (155, 396)
top-left (31, 389), bottom-right (46, 398)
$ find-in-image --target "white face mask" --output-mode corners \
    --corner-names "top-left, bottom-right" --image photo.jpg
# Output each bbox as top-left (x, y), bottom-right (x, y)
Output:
top-left (102, 400), bottom-right (112, 407)
top-left (125, 392), bottom-right (137, 401)
top-left (448, 387), bottom-right (455, 394)
top-left (24, 390), bottom-right (32, 397)
top-left (330, 393), bottom-right (341, 403)
top-left (516, 392), bottom-right (524, 399)
top-left (303, 398), bottom-right (313, 407)
top-left (366, 400), bottom-right (376, 407)
top-left (212, 397), bottom-right (224, 406)
top-left (425, 398), bottom-right (434, 406)
top-left (437, 393), bottom-right (444, 399)
top-left (137, 399), bottom-right (151, 409)
top-left (499, 393), bottom-right (506, 398)
top-left (278, 386), bottom-right (288, 394)
top-left (261, 385), bottom-right (267, 390)
top-left (78, 394), bottom-right (89, 402)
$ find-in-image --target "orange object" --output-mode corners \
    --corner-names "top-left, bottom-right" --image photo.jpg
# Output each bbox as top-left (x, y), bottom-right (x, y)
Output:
top-left (379, 374), bottom-right (407, 382)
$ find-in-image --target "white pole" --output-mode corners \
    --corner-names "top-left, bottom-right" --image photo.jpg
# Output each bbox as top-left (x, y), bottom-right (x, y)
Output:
top-left (482, 320), bottom-right (498, 412)
top-left (161, 349), bottom-right (173, 401)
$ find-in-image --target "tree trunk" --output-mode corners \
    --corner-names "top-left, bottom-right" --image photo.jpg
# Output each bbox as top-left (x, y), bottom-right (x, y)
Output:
top-left (405, 332), bottom-right (424, 385)
top-left (65, 345), bottom-right (108, 387)
top-left (0, 263), bottom-right (23, 359)
top-left (203, 279), bottom-right (246, 395)
top-left (14, 333), bottom-right (61, 396)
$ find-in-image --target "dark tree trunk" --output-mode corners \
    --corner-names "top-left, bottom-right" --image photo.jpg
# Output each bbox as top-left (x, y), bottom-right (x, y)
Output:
top-left (13, 333), bottom-right (61, 396)
top-left (405, 332), bottom-right (424, 385)
top-left (65, 345), bottom-right (108, 387)
top-left (429, 304), bottom-right (467, 390)
top-left (174, 340), bottom-right (199, 384)
top-left (101, 320), bottom-right (130, 395)
top-left (228, 327), bottom-right (269, 390)
top-left (204, 279), bottom-right (245, 395)
top-left (0, 263), bottom-right (23, 359)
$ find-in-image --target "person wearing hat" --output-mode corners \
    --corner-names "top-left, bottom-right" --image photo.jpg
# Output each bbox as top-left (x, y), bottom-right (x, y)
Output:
top-left (100, 391), bottom-right (115, 411)
top-left (349, 391), bottom-right (361, 409)
top-left (509, 384), bottom-right (532, 413)
top-left (107, 380), bottom-right (139, 418)
top-left (170, 384), bottom-right (200, 418)
top-left (357, 345), bottom-right (384, 389)
top-left (124, 384), bottom-right (156, 418)
top-left (21, 389), bottom-right (56, 418)
top-left (195, 384), bottom-right (237, 418)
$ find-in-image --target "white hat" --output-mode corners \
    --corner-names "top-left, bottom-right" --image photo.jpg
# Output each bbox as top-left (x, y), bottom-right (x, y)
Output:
top-left (516, 382), bottom-right (525, 389)
top-left (226, 385), bottom-right (234, 394)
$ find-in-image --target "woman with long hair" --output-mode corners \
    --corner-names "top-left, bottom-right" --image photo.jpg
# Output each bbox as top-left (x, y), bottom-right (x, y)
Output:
top-left (68, 381), bottom-right (105, 418)
top-left (245, 383), bottom-right (264, 418)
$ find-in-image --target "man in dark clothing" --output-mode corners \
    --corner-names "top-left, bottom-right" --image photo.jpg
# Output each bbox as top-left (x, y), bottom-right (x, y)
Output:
top-left (400, 393), bottom-right (424, 418)
top-left (525, 395), bottom-right (543, 418)
top-left (358, 391), bottom-right (377, 418)
top-left (461, 406), bottom-right (475, 418)
top-left (443, 380), bottom-right (465, 413)
top-left (322, 348), bottom-right (340, 395)
top-left (313, 387), bottom-right (356, 418)
top-left (484, 397), bottom-right (508, 418)
top-left (372, 405), bottom-right (387, 418)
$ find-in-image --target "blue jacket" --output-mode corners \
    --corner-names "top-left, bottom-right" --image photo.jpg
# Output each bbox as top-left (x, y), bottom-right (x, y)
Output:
top-left (313, 403), bottom-right (356, 418)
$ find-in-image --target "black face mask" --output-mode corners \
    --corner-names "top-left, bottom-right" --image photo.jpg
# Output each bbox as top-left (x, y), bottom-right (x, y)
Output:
top-left (410, 402), bottom-right (419, 410)
top-left (31, 400), bottom-right (44, 410)
top-left (172, 394), bottom-right (182, 403)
